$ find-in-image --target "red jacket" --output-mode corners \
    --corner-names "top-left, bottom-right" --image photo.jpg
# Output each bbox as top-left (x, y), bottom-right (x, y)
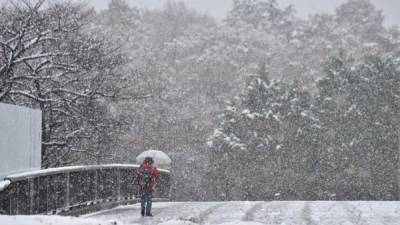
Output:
top-left (135, 162), bottom-right (159, 193)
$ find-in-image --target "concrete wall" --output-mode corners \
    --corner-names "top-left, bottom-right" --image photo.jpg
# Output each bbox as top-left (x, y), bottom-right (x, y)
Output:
top-left (0, 103), bottom-right (41, 179)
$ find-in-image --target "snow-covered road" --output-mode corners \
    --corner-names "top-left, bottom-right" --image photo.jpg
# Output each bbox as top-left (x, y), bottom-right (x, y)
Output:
top-left (83, 201), bottom-right (400, 225)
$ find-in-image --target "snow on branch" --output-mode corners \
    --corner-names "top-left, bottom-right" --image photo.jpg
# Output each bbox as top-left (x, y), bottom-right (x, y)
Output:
top-left (14, 52), bottom-right (70, 64)
top-left (49, 88), bottom-right (89, 98)
top-left (42, 141), bottom-right (67, 147)
top-left (8, 90), bottom-right (55, 102)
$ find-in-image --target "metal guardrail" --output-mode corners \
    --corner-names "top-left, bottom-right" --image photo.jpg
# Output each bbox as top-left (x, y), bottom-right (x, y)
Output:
top-left (0, 164), bottom-right (170, 215)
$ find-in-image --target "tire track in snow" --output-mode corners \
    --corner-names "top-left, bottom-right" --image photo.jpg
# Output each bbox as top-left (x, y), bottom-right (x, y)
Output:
top-left (194, 202), bottom-right (225, 224)
top-left (259, 201), bottom-right (290, 224)
top-left (341, 202), bottom-right (371, 225)
top-left (301, 202), bottom-right (316, 225)
top-left (242, 202), bottom-right (264, 221)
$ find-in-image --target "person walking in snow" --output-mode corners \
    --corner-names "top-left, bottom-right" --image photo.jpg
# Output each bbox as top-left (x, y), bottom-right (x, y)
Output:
top-left (135, 156), bottom-right (159, 217)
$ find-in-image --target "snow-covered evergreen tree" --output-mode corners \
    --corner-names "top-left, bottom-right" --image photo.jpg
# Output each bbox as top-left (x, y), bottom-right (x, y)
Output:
top-left (315, 53), bottom-right (400, 200)
top-left (208, 67), bottom-right (322, 200)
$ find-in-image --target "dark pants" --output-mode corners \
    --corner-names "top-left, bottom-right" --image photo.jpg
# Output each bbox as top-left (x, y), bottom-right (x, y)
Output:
top-left (140, 192), bottom-right (152, 215)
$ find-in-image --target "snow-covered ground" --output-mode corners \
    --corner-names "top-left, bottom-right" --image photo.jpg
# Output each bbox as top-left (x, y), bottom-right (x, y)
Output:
top-left (0, 215), bottom-right (118, 225)
top-left (2, 201), bottom-right (400, 225)
top-left (82, 201), bottom-right (400, 225)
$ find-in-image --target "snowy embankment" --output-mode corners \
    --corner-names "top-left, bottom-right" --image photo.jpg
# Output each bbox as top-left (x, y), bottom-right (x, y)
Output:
top-left (2, 201), bottom-right (400, 225)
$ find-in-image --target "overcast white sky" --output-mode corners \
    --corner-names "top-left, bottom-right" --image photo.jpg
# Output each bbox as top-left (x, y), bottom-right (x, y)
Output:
top-left (0, 0), bottom-right (398, 26)
top-left (80, 0), bottom-right (398, 27)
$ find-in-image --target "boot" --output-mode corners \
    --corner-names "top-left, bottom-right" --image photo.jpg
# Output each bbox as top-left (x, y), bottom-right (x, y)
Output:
top-left (145, 207), bottom-right (152, 217)
top-left (141, 208), bottom-right (145, 217)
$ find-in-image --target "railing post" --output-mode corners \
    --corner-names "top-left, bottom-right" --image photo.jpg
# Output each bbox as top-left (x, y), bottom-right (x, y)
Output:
top-left (117, 169), bottom-right (121, 200)
top-left (8, 189), bottom-right (11, 214)
top-left (16, 183), bottom-right (19, 214)
top-left (66, 172), bottom-right (70, 208)
top-left (29, 178), bottom-right (34, 214)
top-left (46, 178), bottom-right (49, 213)
top-left (94, 169), bottom-right (98, 201)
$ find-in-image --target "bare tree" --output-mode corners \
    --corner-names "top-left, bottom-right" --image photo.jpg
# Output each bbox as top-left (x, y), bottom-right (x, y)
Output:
top-left (0, 0), bottom-right (126, 167)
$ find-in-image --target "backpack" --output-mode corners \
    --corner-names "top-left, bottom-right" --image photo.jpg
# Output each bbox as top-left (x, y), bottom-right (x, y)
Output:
top-left (138, 166), bottom-right (153, 191)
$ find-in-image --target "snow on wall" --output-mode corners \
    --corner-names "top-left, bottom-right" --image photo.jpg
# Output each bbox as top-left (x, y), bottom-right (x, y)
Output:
top-left (0, 180), bottom-right (10, 192)
top-left (0, 103), bottom-right (41, 180)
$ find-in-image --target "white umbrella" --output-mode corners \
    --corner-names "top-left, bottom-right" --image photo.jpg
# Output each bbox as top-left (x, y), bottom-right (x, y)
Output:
top-left (136, 149), bottom-right (172, 165)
